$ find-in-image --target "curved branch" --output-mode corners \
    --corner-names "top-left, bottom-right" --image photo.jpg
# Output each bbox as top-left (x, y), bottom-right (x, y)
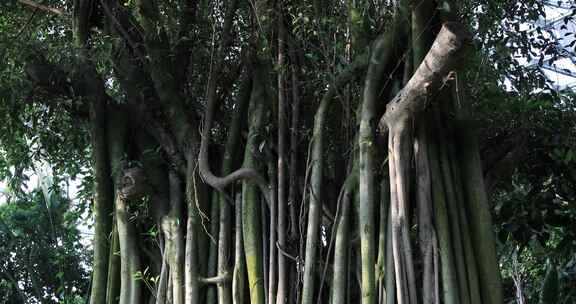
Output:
top-left (18, 0), bottom-right (63, 15)
top-left (198, 0), bottom-right (270, 201)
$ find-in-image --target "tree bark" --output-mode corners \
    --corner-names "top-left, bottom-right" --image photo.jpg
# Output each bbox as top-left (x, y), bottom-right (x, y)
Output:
top-left (116, 194), bottom-right (142, 304)
top-left (331, 164), bottom-right (358, 304)
top-left (275, 8), bottom-right (288, 304)
top-left (241, 67), bottom-right (269, 304)
top-left (301, 50), bottom-right (369, 304)
top-left (381, 22), bottom-right (470, 304)
top-left (358, 27), bottom-right (397, 304)
top-left (217, 75), bottom-right (252, 304)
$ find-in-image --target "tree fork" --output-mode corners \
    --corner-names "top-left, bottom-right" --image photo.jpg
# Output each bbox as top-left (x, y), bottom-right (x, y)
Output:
top-left (411, 3), bottom-right (441, 302)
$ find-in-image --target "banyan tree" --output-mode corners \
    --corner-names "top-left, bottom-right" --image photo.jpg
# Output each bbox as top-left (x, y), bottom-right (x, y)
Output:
top-left (9, 0), bottom-right (504, 303)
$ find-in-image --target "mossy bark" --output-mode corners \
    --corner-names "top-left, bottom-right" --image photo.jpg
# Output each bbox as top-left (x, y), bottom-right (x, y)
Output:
top-left (241, 67), bottom-right (269, 304)
top-left (457, 122), bottom-right (503, 304)
top-left (106, 223), bottom-right (121, 304)
top-left (359, 28), bottom-right (397, 304)
top-left (331, 164), bottom-right (358, 304)
top-left (301, 50), bottom-right (369, 304)
top-left (217, 75), bottom-right (252, 304)
top-left (88, 95), bottom-right (114, 304)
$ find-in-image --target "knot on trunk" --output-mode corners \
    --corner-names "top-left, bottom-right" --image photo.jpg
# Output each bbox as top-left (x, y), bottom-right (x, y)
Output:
top-left (118, 167), bottom-right (149, 200)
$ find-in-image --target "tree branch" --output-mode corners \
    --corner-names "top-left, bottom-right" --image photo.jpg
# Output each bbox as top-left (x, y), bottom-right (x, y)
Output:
top-left (381, 22), bottom-right (471, 128)
top-left (197, 2), bottom-right (271, 199)
top-left (18, 0), bottom-right (63, 15)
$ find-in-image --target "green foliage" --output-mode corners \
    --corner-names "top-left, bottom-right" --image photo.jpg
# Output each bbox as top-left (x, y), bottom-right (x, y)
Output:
top-left (470, 0), bottom-right (576, 93)
top-left (0, 187), bottom-right (90, 303)
top-left (0, 1), bottom-right (90, 197)
top-left (475, 79), bottom-right (576, 304)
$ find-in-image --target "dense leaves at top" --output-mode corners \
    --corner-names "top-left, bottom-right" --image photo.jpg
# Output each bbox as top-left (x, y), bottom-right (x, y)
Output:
top-left (0, 0), bottom-right (89, 199)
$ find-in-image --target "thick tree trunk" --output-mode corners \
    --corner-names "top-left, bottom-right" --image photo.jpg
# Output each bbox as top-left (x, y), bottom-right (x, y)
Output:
top-left (301, 50), bottom-right (368, 304)
top-left (59, 2), bottom-right (505, 304)
top-left (185, 158), bottom-right (203, 304)
top-left (217, 75), bottom-right (252, 304)
top-left (156, 250), bottom-right (168, 304)
top-left (358, 26), bottom-right (397, 304)
top-left (241, 67), bottom-right (269, 304)
top-left (382, 22), bottom-right (470, 304)
top-left (330, 163), bottom-right (358, 304)
top-left (88, 93), bottom-right (114, 304)
top-left (275, 9), bottom-right (288, 304)
top-left (457, 120), bottom-right (504, 304)
top-left (116, 194), bottom-right (142, 304)
top-left (106, 223), bottom-right (121, 304)
top-left (415, 124), bottom-right (439, 304)
top-left (376, 178), bottom-right (390, 304)
top-left (165, 170), bottom-right (185, 304)
top-left (233, 193), bottom-right (247, 304)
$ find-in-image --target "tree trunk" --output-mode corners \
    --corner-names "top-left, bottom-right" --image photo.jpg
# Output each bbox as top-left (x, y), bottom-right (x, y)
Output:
top-left (57, 3), bottom-right (506, 304)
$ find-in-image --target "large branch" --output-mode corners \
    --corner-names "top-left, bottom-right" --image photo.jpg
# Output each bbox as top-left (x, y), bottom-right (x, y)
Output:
top-left (18, 0), bottom-right (63, 15)
top-left (99, 0), bottom-right (147, 61)
top-left (380, 22), bottom-right (470, 128)
top-left (24, 59), bottom-right (90, 118)
top-left (199, 67), bottom-right (271, 204)
top-left (25, 57), bottom-right (186, 174)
